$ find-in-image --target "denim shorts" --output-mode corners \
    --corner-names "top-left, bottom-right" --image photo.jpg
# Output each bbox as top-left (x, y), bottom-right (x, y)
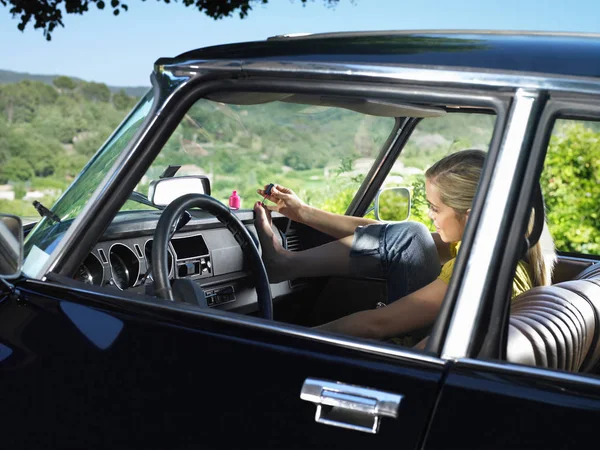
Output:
top-left (349, 221), bottom-right (441, 303)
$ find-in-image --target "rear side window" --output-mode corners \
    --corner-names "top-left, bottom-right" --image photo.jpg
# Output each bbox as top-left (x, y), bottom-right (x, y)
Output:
top-left (541, 119), bottom-right (600, 256)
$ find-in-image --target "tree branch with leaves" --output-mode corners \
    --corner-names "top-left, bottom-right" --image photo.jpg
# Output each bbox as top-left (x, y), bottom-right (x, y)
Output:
top-left (2, 0), bottom-right (343, 41)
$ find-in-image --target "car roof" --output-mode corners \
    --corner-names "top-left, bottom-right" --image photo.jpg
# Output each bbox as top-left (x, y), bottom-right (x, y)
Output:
top-left (164, 30), bottom-right (600, 80)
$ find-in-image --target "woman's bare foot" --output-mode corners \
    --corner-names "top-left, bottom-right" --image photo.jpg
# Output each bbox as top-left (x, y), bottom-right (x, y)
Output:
top-left (253, 201), bottom-right (292, 283)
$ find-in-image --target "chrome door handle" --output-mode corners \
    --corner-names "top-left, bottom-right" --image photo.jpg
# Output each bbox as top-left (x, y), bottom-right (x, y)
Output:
top-left (300, 378), bottom-right (402, 434)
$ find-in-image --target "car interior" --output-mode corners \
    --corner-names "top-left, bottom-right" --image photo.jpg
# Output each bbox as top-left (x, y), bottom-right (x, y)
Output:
top-left (21, 89), bottom-right (600, 376)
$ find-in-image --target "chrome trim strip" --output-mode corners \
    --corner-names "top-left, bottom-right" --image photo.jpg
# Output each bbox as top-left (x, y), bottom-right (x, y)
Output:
top-left (24, 278), bottom-right (444, 366)
top-left (456, 357), bottom-right (600, 388)
top-left (441, 89), bottom-right (540, 360)
top-left (167, 60), bottom-right (600, 95)
top-left (243, 62), bottom-right (600, 94)
top-left (163, 60), bottom-right (242, 78)
top-left (266, 30), bottom-right (600, 39)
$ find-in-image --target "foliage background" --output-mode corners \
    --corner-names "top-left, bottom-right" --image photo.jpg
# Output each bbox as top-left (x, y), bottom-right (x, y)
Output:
top-left (541, 121), bottom-right (600, 254)
top-left (0, 77), bottom-right (138, 219)
top-left (0, 77), bottom-right (598, 255)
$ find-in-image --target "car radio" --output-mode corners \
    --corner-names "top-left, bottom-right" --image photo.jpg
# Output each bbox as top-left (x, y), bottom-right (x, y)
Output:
top-left (177, 256), bottom-right (211, 278)
top-left (204, 286), bottom-right (235, 307)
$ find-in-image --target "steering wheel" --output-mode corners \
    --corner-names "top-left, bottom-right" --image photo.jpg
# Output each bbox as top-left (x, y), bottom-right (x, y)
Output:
top-left (151, 193), bottom-right (273, 320)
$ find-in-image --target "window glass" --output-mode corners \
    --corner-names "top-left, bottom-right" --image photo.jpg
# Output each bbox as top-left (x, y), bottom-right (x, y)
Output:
top-left (22, 91), bottom-right (155, 276)
top-left (541, 119), bottom-right (600, 255)
top-left (379, 112), bottom-right (495, 228)
top-left (130, 97), bottom-right (396, 214)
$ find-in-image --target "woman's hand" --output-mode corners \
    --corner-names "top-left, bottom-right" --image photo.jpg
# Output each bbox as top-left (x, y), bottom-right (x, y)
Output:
top-left (257, 184), bottom-right (307, 224)
top-left (258, 183), bottom-right (376, 239)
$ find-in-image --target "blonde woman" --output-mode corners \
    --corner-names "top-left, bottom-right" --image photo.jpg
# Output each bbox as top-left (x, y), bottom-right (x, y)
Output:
top-left (254, 149), bottom-right (555, 341)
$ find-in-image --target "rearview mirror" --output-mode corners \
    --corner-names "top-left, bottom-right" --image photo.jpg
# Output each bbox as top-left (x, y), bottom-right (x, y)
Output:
top-left (374, 187), bottom-right (411, 222)
top-left (0, 214), bottom-right (23, 279)
top-left (148, 176), bottom-right (211, 207)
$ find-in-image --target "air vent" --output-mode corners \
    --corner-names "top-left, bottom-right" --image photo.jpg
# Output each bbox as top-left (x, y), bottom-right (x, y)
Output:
top-left (284, 228), bottom-right (308, 288)
top-left (285, 233), bottom-right (302, 252)
top-left (284, 224), bottom-right (308, 252)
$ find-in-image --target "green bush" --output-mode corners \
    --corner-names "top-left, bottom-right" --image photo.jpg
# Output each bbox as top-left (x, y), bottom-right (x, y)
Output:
top-left (542, 122), bottom-right (600, 254)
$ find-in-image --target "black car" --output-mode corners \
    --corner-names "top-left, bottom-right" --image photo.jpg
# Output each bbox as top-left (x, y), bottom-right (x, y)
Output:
top-left (1, 31), bottom-right (600, 449)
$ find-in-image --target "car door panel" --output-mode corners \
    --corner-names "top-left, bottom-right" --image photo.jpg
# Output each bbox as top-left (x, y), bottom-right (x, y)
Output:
top-left (423, 360), bottom-right (600, 449)
top-left (273, 217), bottom-right (389, 326)
top-left (553, 255), bottom-right (597, 283)
top-left (1, 281), bottom-right (446, 449)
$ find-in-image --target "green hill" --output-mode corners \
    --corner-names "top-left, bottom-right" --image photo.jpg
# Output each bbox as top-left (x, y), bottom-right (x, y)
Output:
top-left (0, 74), bottom-right (144, 217)
top-left (0, 69), bottom-right (149, 97)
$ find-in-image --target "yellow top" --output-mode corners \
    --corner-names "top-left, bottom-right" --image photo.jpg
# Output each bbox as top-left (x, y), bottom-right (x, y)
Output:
top-left (438, 242), bottom-right (533, 299)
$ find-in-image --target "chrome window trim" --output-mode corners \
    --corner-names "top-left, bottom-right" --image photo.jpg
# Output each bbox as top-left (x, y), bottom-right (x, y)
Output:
top-left (455, 357), bottom-right (600, 388)
top-left (441, 89), bottom-right (541, 360)
top-left (267, 29), bottom-right (600, 40)
top-left (169, 60), bottom-right (600, 95)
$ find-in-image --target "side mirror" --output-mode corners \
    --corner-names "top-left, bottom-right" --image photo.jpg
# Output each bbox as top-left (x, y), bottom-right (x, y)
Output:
top-left (0, 214), bottom-right (23, 279)
top-left (148, 176), bottom-right (211, 207)
top-left (374, 187), bottom-right (411, 222)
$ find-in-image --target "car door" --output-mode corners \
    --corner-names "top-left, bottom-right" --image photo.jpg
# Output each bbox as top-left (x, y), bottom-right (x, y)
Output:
top-left (0, 275), bottom-right (447, 449)
top-left (423, 94), bottom-right (600, 448)
top-left (424, 359), bottom-right (600, 449)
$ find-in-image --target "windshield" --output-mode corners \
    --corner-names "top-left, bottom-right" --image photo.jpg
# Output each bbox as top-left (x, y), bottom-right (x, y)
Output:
top-left (136, 97), bottom-right (396, 213)
top-left (22, 92), bottom-right (155, 277)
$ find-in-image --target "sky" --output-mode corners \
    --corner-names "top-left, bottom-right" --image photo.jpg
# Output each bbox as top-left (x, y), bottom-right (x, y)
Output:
top-left (1, 0), bottom-right (599, 87)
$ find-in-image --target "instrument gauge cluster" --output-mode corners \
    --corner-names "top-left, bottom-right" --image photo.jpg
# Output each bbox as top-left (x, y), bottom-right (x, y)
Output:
top-left (73, 253), bottom-right (104, 285)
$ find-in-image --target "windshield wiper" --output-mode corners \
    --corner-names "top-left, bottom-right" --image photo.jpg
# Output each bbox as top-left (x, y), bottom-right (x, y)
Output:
top-left (129, 191), bottom-right (162, 210)
top-left (33, 201), bottom-right (61, 224)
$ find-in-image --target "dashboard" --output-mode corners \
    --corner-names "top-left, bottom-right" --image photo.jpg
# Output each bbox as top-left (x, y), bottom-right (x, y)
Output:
top-left (72, 209), bottom-right (295, 314)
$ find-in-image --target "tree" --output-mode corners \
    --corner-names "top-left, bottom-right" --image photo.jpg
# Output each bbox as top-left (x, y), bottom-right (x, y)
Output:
top-left (3, 0), bottom-right (343, 41)
top-left (81, 81), bottom-right (111, 102)
top-left (0, 80), bottom-right (58, 123)
top-left (53, 76), bottom-right (77, 90)
top-left (0, 157), bottom-right (35, 183)
top-left (112, 89), bottom-right (136, 111)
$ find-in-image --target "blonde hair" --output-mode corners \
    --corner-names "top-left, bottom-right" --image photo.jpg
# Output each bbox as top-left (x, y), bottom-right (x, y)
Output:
top-left (526, 212), bottom-right (556, 286)
top-left (425, 149), bottom-right (486, 216)
top-left (425, 149), bottom-right (555, 287)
